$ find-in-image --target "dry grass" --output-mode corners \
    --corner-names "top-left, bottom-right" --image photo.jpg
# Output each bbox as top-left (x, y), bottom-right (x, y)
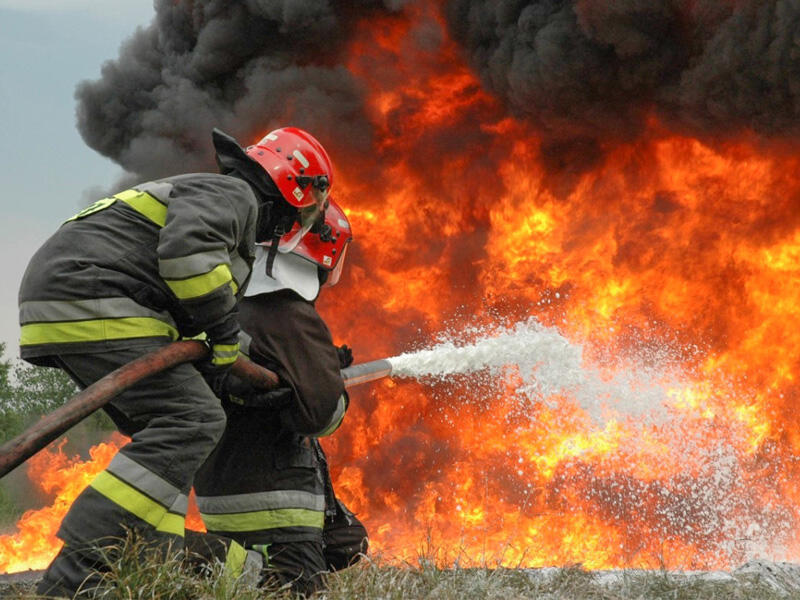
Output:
top-left (1, 537), bottom-right (796, 600)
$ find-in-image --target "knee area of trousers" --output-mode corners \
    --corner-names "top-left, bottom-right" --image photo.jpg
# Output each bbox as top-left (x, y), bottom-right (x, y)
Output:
top-left (184, 401), bottom-right (227, 446)
top-left (201, 403), bottom-right (227, 439)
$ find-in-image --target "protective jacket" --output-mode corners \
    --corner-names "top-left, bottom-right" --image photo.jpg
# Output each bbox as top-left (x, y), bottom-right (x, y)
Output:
top-left (18, 174), bottom-right (258, 365)
top-left (194, 289), bottom-right (348, 546)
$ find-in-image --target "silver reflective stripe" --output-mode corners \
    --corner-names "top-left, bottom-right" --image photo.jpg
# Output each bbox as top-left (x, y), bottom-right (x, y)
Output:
top-left (237, 330), bottom-right (252, 358)
top-left (230, 254), bottom-right (251, 289)
top-left (20, 297), bottom-right (176, 326)
top-left (242, 550), bottom-right (264, 585)
top-left (195, 490), bottom-right (325, 514)
top-left (107, 453), bottom-right (183, 510)
top-left (315, 394), bottom-right (347, 437)
top-left (159, 249), bottom-right (229, 279)
top-left (169, 493), bottom-right (189, 516)
top-left (137, 181), bottom-right (174, 204)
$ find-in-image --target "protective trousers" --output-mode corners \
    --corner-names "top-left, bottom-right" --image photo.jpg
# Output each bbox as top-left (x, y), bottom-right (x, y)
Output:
top-left (36, 343), bottom-right (226, 598)
top-left (258, 497), bottom-right (369, 594)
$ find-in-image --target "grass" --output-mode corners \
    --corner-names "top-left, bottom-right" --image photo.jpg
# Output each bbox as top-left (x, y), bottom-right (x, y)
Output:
top-left (327, 560), bottom-right (794, 599)
top-left (0, 485), bottom-right (25, 528)
top-left (1, 535), bottom-right (796, 600)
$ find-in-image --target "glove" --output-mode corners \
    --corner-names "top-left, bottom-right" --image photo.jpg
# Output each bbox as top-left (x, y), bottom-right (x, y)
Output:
top-left (336, 344), bottom-right (353, 368)
top-left (228, 387), bottom-right (293, 410)
top-left (197, 311), bottom-right (241, 399)
top-left (224, 364), bottom-right (294, 409)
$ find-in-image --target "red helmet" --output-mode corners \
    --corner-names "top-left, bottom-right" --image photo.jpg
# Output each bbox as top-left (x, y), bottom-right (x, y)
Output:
top-left (292, 198), bottom-right (352, 287)
top-left (246, 127), bottom-right (333, 253)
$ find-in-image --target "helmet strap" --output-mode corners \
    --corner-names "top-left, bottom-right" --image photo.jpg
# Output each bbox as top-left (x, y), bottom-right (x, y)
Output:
top-left (265, 230), bottom-right (281, 278)
top-left (255, 199), bottom-right (274, 243)
top-left (317, 267), bottom-right (329, 286)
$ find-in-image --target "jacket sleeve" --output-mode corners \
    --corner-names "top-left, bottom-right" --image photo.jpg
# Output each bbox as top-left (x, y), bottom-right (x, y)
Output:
top-left (238, 293), bottom-right (348, 437)
top-left (155, 174), bottom-right (257, 334)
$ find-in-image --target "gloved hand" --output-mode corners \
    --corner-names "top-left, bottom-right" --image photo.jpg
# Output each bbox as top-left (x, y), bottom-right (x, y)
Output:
top-left (197, 310), bottom-right (241, 399)
top-left (224, 365), bottom-right (293, 409)
top-left (228, 387), bottom-right (293, 410)
top-left (336, 344), bottom-right (353, 368)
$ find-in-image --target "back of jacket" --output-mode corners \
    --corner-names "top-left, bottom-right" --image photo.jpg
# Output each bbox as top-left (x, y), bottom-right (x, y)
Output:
top-left (18, 173), bottom-right (258, 364)
top-left (193, 290), bottom-right (347, 545)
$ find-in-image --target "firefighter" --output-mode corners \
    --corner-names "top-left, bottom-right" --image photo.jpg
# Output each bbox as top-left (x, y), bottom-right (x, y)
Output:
top-left (19, 126), bottom-right (335, 598)
top-left (191, 198), bottom-right (368, 595)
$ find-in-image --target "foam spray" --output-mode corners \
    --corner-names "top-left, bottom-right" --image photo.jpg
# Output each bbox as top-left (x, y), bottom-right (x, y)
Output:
top-left (387, 317), bottom-right (686, 422)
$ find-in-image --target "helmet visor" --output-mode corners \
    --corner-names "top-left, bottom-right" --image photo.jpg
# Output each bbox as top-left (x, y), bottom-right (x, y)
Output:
top-left (277, 185), bottom-right (330, 253)
top-left (325, 242), bottom-right (349, 287)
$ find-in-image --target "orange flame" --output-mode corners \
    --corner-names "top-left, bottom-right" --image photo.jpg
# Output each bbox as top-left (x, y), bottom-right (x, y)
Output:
top-left (318, 4), bottom-right (800, 570)
top-left (0, 434), bottom-right (126, 573)
top-left (0, 435), bottom-right (206, 573)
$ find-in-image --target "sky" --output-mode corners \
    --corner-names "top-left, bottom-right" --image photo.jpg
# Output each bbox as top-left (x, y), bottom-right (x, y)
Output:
top-left (0, 0), bottom-right (156, 361)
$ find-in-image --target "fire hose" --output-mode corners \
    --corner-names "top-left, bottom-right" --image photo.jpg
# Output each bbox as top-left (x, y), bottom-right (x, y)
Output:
top-left (0, 342), bottom-right (394, 479)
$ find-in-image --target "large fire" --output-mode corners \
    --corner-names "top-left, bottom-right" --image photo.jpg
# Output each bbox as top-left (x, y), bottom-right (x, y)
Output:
top-left (3, 1), bottom-right (800, 575)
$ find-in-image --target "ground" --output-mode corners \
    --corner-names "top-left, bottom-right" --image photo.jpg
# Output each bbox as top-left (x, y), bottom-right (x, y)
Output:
top-left (3, 560), bottom-right (800, 599)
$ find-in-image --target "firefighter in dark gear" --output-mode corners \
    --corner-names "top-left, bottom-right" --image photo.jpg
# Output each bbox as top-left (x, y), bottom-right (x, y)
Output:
top-left (191, 198), bottom-right (368, 595)
top-left (18, 126), bottom-right (336, 598)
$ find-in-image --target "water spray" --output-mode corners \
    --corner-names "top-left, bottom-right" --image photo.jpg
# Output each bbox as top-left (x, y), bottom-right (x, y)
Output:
top-left (343, 316), bottom-right (687, 423)
top-left (340, 317), bottom-right (582, 394)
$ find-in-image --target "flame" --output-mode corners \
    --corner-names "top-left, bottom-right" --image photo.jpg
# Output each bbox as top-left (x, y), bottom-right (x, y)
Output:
top-left (0, 434), bottom-right (207, 573)
top-left (0, 434), bottom-right (126, 572)
top-left (6, 1), bottom-right (800, 575)
top-left (318, 4), bottom-right (800, 570)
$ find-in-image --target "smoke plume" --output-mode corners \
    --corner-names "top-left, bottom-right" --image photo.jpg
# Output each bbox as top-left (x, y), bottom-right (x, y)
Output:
top-left (76, 0), bottom-right (405, 181)
top-left (76, 0), bottom-right (800, 182)
top-left (445, 0), bottom-right (800, 146)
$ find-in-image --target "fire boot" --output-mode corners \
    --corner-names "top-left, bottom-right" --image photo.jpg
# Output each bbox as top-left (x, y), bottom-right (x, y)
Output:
top-left (35, 545), bottom-right (105, 598)
top-left (184, 530), bottom-right (263, 588)
top-left (323, 498), bottom-right (369, 570)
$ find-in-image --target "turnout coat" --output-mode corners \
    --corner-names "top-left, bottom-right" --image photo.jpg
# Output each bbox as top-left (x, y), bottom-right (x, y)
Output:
top-left (18, 173), bottom-right (258, 364)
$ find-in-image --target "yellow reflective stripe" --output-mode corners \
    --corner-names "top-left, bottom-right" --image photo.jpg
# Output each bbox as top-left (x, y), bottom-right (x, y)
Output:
top-left (20, 317), bottom-right (178, 346)
top-left (63, 189), bottom-right (167, 226)
top-left (115, 189), bottom-right (167, 227)
top-left (212, 356), bottom-right (237, 367)
top-left (64, 198), bottom-right (116, 222)
top-left (212, 343), bottom-right (239, 366)
top-left (214, 343), bottom-right (239, 353)
top-left (90, 471), bottom-right (184, 536)
top-left (114, 189), bottom-right (142, 201)
top-left (225, 541), bottom-right (247, 579)
top-left (185, 332), bottom-right (208, 341)
top-left (156, 512), bottom-right (186, 536)
top-left (201, 508), bottom-right (324, 532)
top-left (213, 357), bottom-right (238, 367)
top-left (165, 264), bottom-right (233, 300)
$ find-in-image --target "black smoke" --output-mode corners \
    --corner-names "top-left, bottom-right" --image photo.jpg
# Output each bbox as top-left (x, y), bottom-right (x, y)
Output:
top-left (76, 0), bottom-right (800, 183)
top-left (445, 0), bottom-right (800, 148)
top-left (76, 0), bottom-right (405, 181)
